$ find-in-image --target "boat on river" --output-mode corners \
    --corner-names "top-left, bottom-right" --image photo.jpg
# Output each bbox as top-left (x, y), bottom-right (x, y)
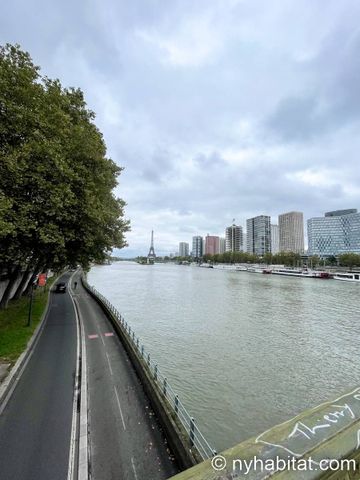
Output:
top-left (235, 265), bottom-right (248, 272)
top-left (333, 272), bottom-right (360, 282)
top-left (271, 268), bottom-right (332, 278)
top-left (246, 267), bottom-right (269, 274)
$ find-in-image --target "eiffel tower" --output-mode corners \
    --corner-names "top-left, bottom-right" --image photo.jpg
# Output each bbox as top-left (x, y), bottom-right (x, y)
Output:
top-left (147, 230), bottom-right (156, 262)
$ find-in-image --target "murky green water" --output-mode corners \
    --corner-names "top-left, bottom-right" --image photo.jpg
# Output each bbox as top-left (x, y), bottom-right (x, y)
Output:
top-left (88, 262), bottom-right (360, 452)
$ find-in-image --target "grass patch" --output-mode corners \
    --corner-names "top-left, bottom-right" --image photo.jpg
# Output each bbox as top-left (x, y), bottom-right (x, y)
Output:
top-left (0, 276), bottom-right (56, 364)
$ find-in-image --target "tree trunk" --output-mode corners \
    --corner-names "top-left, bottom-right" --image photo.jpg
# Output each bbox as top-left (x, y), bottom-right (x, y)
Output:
top-left (12, 264), bottom-right (32, 300)
top-left (23, 260), bottom-right (43, 297)
top-left (0, 265), bottom-right (22, 309)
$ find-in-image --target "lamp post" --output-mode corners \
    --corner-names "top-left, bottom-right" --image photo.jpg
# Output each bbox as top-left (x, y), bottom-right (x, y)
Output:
top-left (27, 282), bottom-right (35, 327)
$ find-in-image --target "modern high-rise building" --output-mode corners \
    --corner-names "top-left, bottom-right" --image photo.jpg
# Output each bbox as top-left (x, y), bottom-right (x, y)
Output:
top-left (246, 216), bottom-right (271, 256)
top-left (205, 235), bottom-right (220, 255)
top-left (225, 224), bottom-right (243, 252)
top-left (278, 211), bottom-right (304, 253)
top-left (307, 209), bottom-right (360, 257)
top-left (271, 224), bottom-right (279, 254)
top-left (325, 209), bottom-right (357, 217)
top-left (192, 236), bottom-right (203, 258)
top-left (219, 237), bottom-right (226, 254)
top-left (179, 242), bottom-right (189, 257)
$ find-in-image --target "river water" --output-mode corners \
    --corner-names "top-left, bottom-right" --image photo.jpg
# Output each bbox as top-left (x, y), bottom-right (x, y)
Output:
top-left (88, 261), bottom-right (360, 453)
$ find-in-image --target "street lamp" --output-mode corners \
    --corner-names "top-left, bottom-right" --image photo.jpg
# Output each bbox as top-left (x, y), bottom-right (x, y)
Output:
top-left (27, 281), bottom-right (36, 327)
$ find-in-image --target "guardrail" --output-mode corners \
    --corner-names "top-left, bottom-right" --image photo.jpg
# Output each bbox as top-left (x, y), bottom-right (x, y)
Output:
top-left (83, 278), bottom-right (216, 462)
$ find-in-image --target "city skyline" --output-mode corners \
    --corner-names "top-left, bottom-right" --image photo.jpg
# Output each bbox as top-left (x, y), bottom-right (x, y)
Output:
top-left (136, 205), bottom-right (360, 257)
top-left (4, 2), bottom-right (360, 257)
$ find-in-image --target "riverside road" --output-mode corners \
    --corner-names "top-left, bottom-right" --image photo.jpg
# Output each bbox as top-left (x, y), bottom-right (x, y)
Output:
top-left (0, 271), bottom-right (178, 480)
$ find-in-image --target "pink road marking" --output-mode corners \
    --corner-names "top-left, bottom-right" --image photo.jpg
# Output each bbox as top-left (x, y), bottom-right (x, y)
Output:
top-left (104, 332), bottom-right (114, 337)
top-left (88, 334), bottom-right (99, 339)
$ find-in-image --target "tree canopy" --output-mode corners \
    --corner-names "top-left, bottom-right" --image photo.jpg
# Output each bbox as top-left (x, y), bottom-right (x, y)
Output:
top-left (0, 44), bottom-right (129, 306)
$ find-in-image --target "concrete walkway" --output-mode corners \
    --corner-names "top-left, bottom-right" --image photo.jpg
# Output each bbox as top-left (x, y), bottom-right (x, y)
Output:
top-left (72, 271), bottom-right (179, 479)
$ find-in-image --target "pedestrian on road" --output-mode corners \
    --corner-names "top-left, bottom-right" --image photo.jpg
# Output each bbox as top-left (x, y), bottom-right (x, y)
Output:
top-left (74, 281), bottom-right (78, 290)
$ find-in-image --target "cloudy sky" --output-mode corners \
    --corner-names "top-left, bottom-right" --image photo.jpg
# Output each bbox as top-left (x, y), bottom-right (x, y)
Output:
top-left (2, 1), bottom-right (360, 256)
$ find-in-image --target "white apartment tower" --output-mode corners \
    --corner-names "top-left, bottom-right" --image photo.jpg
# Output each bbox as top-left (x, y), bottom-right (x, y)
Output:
top-left (225, 224), bottom-right (243, 252)
top-left (179, 242), bottom-right (189, 257)
top-left (271, 224), bottom-right (279, 254)
top-left (278, 211), bottom-right (304, 253)
top-left (219, 237), bottom-right (226, 254)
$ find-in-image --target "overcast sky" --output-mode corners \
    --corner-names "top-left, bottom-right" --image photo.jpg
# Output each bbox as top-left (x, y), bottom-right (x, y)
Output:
top-left (2, 1), bottom-right (360, 256)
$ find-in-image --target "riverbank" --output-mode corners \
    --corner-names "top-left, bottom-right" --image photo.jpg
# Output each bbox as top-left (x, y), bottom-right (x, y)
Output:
top-left (0, 278), bottom-right (55, 371)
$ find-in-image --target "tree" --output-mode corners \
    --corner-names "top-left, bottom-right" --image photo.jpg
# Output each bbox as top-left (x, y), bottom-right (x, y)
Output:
top-left (339, 253), bottom-right (360, 270)
top-left (308, 255), bottom-right (321, 268)
top-left (0, 44), bottom-right (130, 308)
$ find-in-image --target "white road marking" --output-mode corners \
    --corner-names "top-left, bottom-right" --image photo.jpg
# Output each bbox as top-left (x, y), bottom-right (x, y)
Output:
top-left (67, 271), bottom-right (80, 480)
top-left (71, 279), bottom-right (89, 480)
top-left (105, 352), bottom-right (113, 376)
top-left (131, 457), bottom-right (139, 480)
top-left (114, 385), bottom-right (127, 430)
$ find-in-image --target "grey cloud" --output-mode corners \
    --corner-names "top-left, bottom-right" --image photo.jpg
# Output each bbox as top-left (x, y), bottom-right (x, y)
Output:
top-left (140, 147), bottom-right (175, 183)
top-left (266, 95), bottom-right (326, 141)
top-left (193, 151), bottom-right (225, 167)
top-left (265, 18), bottom-right (360, 142)
top-left (2, 0), bottom-right (360, 255)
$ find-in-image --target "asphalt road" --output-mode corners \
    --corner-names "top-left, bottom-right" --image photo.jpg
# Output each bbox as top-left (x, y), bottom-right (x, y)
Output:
top-left (72, 271), bottom-right (179, 480)
top-left (0, 272), bottom-right (77, 480)
top-left (0, 271), bottom-right (180, 480)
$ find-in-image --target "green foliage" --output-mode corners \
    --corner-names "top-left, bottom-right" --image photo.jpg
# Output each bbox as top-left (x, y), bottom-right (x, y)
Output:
top-left (0, 276), bottom-right (55, 362)
top-left (202, 251), bottom-right (302, 266)
top-left (308, 255), bottom-right (321, 267)
top-left (0, 44), bottom-right (129, 280)
top-left (339, 253), bottom-right (360, 269)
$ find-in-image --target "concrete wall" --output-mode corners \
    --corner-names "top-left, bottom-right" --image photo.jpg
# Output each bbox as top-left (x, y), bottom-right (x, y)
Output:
top-left (168, 386), bottom-right (360, 479)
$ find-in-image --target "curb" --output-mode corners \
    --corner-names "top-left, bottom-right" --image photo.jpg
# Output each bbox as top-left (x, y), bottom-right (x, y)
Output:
top-left (67, 270), bottom-right (89, 480)
top-left (77, 298), bottom-right (89, 480)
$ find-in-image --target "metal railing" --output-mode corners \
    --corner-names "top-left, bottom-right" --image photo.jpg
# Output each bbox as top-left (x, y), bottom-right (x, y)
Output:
top-left (83, 278), bottom-right (216, 461)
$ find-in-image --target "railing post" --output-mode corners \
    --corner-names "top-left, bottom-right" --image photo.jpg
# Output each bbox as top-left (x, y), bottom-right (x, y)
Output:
top-left (190, 417), bottom-right (195, 447)
top-left (132, 331), bottom-right (135, 342)
top-left (163, 377), bottom-right (167, 396)
top-left (136, 338), bottom-right (139, 349)
top-left (147, 353), bottom-right (150, 366)
top-left (141, 345), bottom-right (144, 357)
top-left (174, 395), bottom-right (179, 413)
top-left (154, 364), bottom-right (158, 381)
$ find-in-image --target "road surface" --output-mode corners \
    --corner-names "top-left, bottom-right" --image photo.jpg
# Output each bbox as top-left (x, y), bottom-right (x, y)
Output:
top-left (0, 272), bottom-right (77, 480)
top-left (72, 271), bottom-right (179, 479)
top-left (0, 271), bottom-right (179, 480)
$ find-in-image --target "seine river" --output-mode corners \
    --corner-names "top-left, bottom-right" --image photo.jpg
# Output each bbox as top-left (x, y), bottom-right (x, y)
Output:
top-left (88, 261), bottom-right (360, 453)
